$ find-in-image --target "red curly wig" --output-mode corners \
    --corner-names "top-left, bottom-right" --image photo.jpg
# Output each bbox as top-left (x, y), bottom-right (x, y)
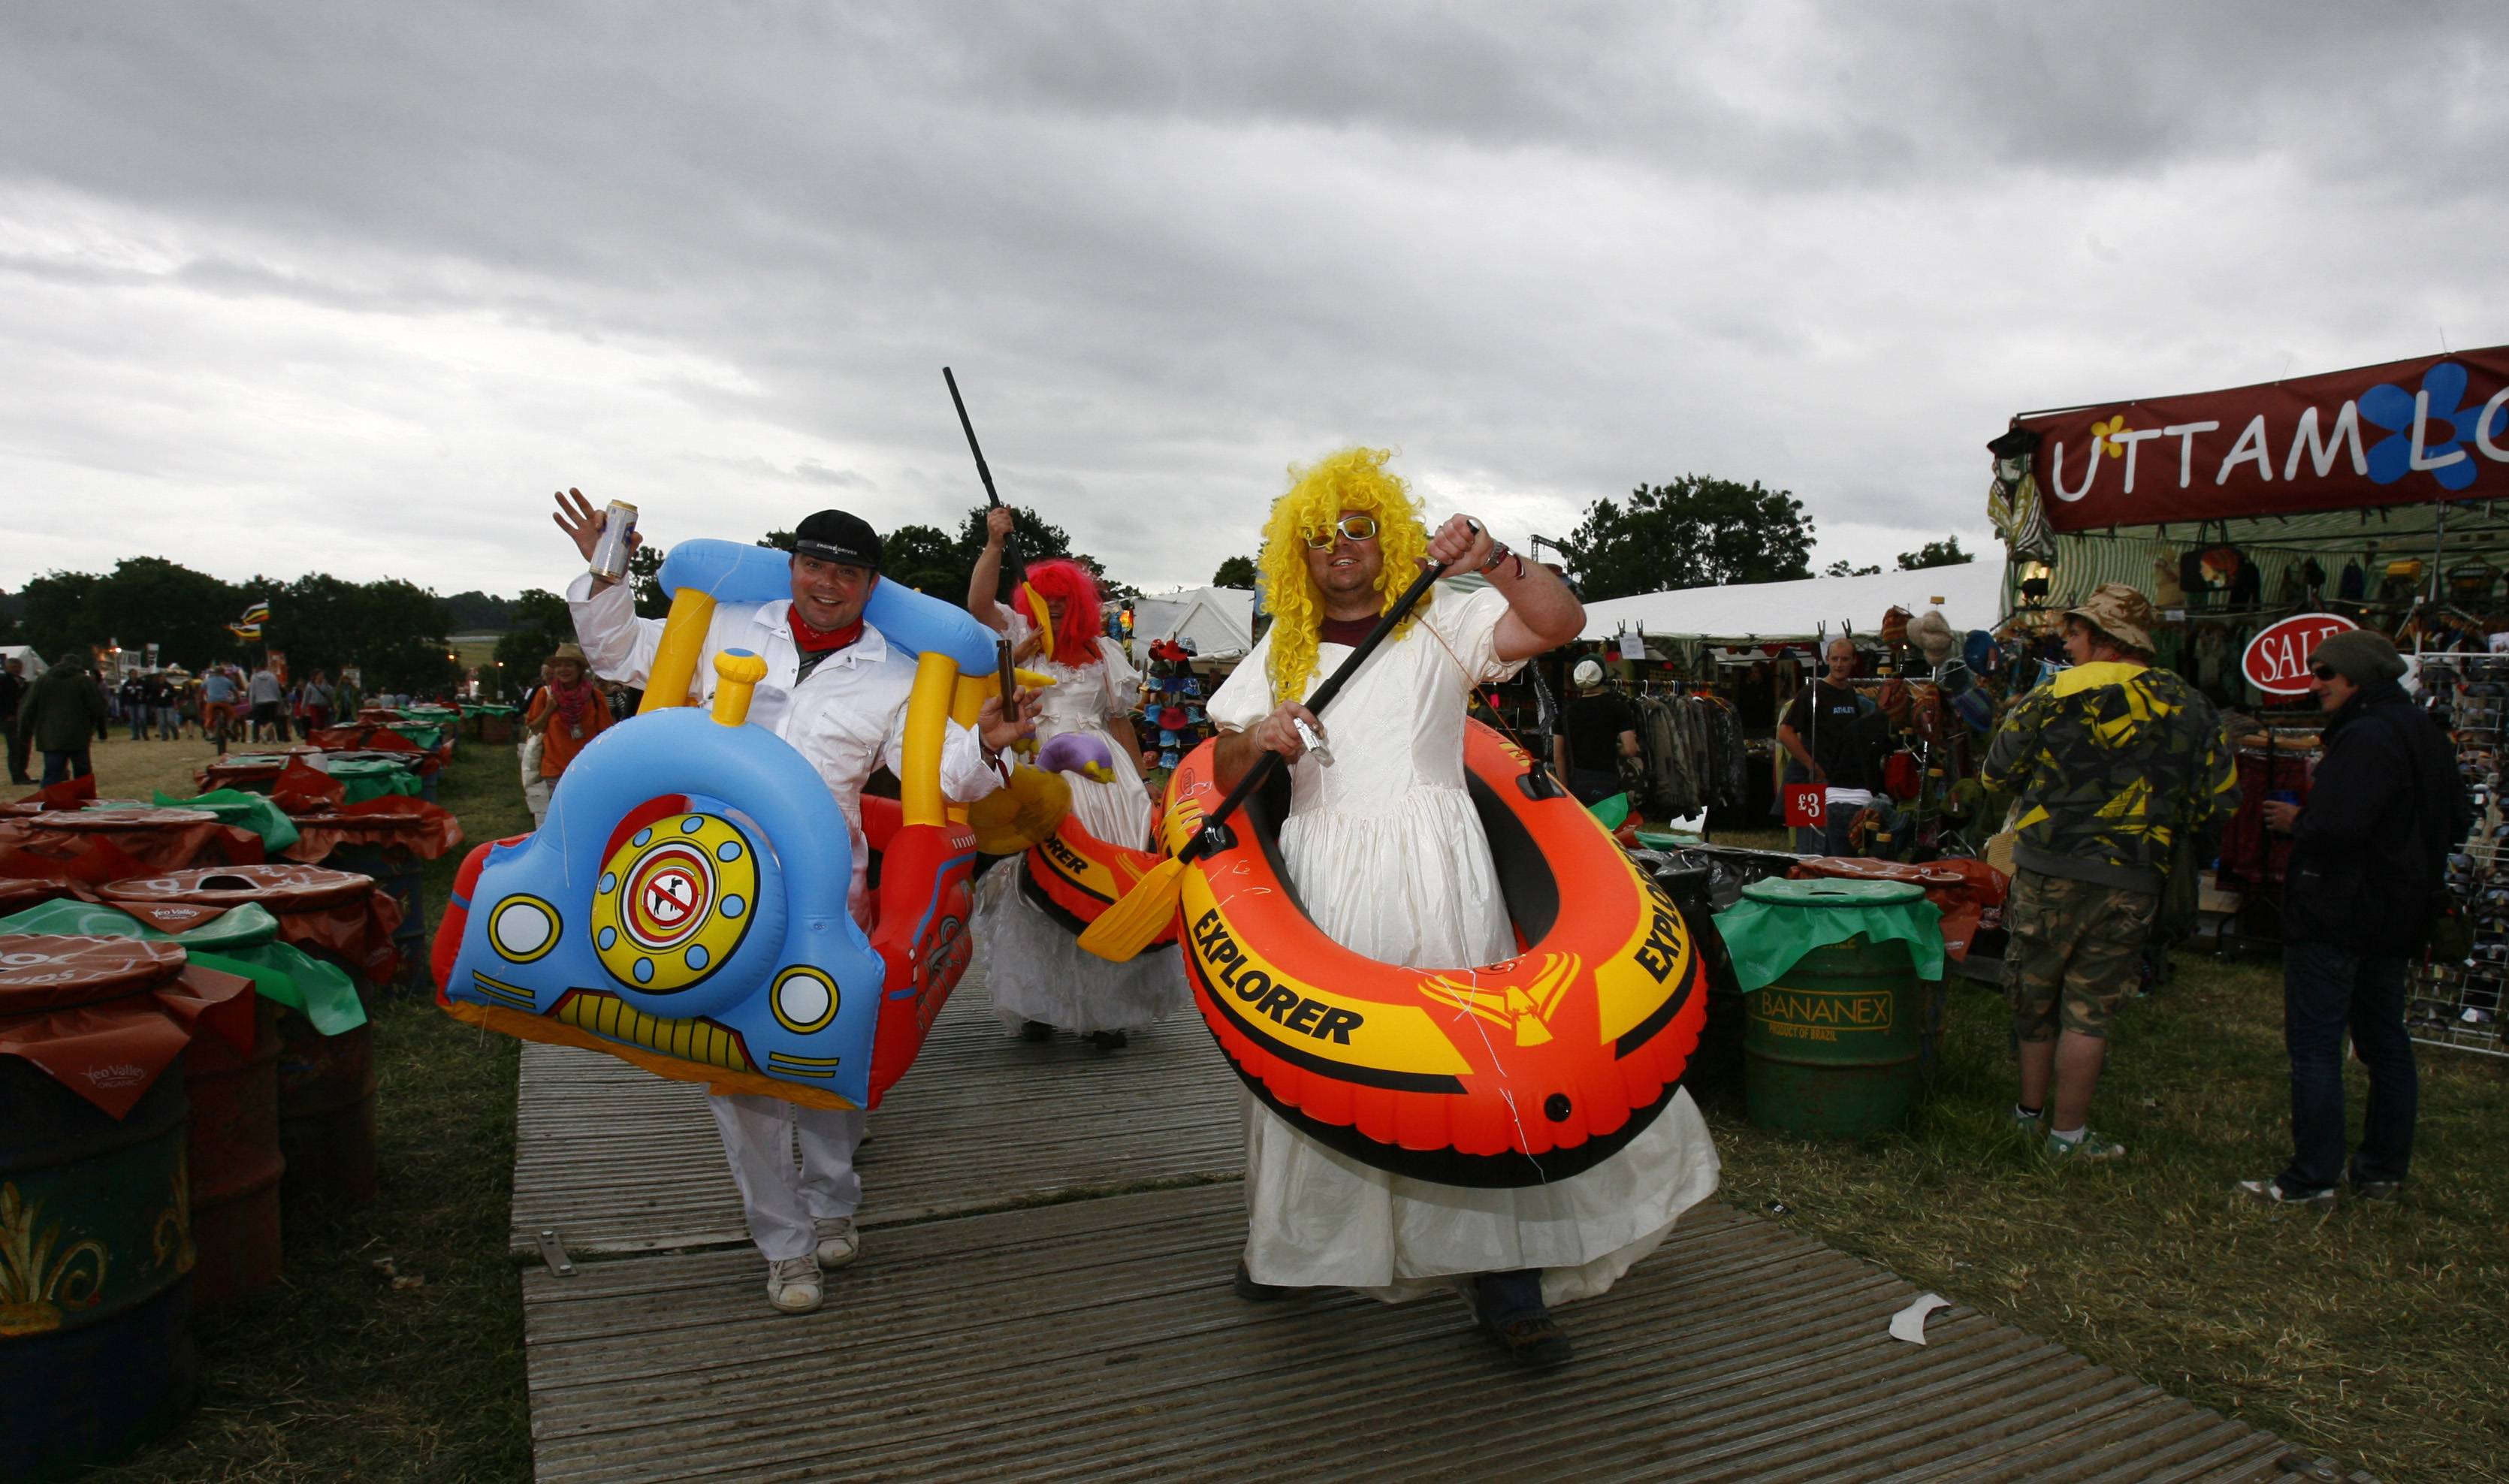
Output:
top-left (1021, 559), bottom-right (1104, 665)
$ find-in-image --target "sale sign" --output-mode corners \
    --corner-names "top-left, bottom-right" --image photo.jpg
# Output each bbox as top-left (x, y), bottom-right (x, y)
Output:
top-left (1783, 783), bottom-right (1826, 829)
top-left (2240, 612), bottom-right (2359, 696)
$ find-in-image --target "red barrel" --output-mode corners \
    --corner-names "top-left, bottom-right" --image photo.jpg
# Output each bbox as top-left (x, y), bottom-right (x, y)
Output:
top-left (102, 867), bottom-right (391, 1210)
top-left (183, 998), bottom-right (286, 1310)
top-left (274, 1010), bottom-right (377, 1208)
top-left (0, 939), bottom-right (202, 1480)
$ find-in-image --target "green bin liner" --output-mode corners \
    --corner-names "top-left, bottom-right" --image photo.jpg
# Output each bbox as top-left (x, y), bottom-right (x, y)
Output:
top-left (0, 898), bottom-right (368, 1036)
top-left (153, 787), bottom-right (303, 853)
top-left (321, 758), bottom-right (424, 803)
top-left (1714, 876), bottom-right (1946, 991)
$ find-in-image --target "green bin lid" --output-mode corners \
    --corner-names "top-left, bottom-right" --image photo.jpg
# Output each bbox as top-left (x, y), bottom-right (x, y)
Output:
top-left (1740, 877), bottom-right (1928, 908)
top-left (1632, 828), bottom-right (1701, 851)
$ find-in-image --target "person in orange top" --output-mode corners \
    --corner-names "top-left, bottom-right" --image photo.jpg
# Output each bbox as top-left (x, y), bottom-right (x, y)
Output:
top-left (523, 643), bottom-right (610, 822)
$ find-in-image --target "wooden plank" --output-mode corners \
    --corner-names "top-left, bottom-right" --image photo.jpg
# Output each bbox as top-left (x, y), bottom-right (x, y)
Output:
top-left (509, 958), bottom-right (1239, 1254)
top-left (519, 1187), bottom-right (2299, 1484)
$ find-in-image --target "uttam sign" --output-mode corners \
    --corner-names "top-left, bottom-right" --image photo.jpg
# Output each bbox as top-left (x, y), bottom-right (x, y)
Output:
top-left (2009, 346), bottom-right (2509, 531)
top-left (2241, 612), bottom-right (2358, 698)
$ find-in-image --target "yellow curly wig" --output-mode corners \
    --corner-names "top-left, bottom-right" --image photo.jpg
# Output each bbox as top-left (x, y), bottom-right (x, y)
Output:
top-left (1257, 445), bottom-right (1431, 701)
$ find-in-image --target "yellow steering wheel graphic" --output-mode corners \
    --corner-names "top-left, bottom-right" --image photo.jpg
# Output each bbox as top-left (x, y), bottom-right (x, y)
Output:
top-left (590, 812), bottom-right (761, 993)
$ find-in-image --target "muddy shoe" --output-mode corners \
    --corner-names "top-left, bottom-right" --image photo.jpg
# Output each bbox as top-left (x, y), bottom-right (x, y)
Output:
top-left (1233, 1260), bottom-right (1303, 1302)
top-left (814, 1216), bottom-right (859, 1269)
top-left (765, 1255), bottom-right (823, 1314)
top-left (1485, 1309), bottom-right (1575, 1369)
top-left (1466, 1271), bottom-right (1574, 1369)
top-left (2043, 1129), bottom-right (2126, 1163)
top-left (2236, 1178), bottom-right (2335, 1211)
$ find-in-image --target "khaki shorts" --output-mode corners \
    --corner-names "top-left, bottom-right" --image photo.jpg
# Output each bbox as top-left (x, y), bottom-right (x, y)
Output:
top-left (2002, 868), bottom-right (2156, 1042)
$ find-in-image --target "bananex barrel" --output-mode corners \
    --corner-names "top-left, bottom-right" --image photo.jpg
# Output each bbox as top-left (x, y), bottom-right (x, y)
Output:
top-left (1, 982), bottom-right (198, 1480)
top-left (1735, 877), bottom-right (1933, 1138)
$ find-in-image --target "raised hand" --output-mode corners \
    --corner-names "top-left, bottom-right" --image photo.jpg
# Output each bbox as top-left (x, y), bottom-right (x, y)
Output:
top-left (552, 487), bottom-right (642, 568)
top-left (1426, 514), bottom-right (1493, 578)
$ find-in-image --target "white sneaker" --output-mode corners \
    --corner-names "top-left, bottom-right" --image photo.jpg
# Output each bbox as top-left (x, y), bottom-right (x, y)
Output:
top-left (766, 1255), bottom-right (823, 1314)
top-left (814, 1216), bottom-right (860, 1269)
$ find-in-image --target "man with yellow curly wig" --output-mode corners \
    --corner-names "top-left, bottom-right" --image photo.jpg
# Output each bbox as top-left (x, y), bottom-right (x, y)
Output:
top-left (1205, 447), bottom-right (1723, 1368)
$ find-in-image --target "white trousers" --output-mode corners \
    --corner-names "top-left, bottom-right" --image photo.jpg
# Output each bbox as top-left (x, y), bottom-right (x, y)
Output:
top-left (708, 1092), bottom-right (867, 1263)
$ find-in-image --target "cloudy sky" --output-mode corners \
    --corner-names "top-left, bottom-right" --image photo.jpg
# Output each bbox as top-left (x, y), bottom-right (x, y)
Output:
top-left (4, 2), bottom-right (2504, 603)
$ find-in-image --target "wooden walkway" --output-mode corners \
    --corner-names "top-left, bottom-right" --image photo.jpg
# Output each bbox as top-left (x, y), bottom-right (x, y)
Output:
top-left (512, 966), bottom-right (2327, 1483)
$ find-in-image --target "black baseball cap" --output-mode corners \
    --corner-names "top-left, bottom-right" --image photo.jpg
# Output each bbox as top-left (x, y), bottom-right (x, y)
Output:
top-left (793, 509), bottom-right (883, 569)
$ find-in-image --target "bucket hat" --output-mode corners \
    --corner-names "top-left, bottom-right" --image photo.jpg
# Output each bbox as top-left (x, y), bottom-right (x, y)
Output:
top-left (2063, 583), bottom-right (2157, 655)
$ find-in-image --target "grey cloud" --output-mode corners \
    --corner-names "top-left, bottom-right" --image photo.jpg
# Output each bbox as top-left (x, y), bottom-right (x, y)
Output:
top-left (1, 2), bottom-right (2503, 599)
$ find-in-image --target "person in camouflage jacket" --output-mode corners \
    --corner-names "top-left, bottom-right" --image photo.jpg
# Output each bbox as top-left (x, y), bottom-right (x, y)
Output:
top-left (1982, 583), bottom-right (2236, 1163)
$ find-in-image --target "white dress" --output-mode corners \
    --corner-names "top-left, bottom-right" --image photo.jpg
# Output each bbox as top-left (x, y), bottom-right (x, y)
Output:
top-left (976, 611), bottom-right (1190, 1035)
top-left (1205, 584), bottom-right (1722, 1305)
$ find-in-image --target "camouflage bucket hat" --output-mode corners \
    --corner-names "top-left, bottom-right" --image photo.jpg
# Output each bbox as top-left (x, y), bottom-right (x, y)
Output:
top-left (2064, 582), bottom-right (2157, 654)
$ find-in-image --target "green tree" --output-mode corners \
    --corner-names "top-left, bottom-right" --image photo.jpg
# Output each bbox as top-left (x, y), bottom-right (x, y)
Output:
top-left (1824, 560), bottom-right (1882, 578)
top-left (1211, 555), bottom-right (1258, 588)
top-left (627, 544), bottom-right (670, 619)
top-left (17, 570), bottom-right (104, 666)
top-left (1896, 536), bottom-right (1974, 570)
top-left (19, 559), bottom-right (249, 671)
top-left (1566, 475), bottom-right (1816, 601)
top-left (444, 590), bottom-right (518, 630)
top-left (490, 590), bottom-right (576, 701)
top-left (270, 574), bottom-right (457, 695)
top-left (764, 507), bottom-right (1123, 608)
top-left (881, 523), bottom-right (959, 596)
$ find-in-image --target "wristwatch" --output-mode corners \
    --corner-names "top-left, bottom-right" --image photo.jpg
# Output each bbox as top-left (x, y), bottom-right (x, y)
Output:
top-left (1478, 541), bottom-right (1525, 580)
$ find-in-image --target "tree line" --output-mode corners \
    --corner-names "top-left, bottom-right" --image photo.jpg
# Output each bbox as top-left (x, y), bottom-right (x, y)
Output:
top-left (2, 482), bottom-right (1973, 696)
top-left (486, 502), bottom-right (1131, 700)
top-left (6, 557), bottom-right (463, 695)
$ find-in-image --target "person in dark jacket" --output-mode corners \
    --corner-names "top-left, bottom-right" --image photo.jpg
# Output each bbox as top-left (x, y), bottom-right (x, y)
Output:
top-left (17, 659), bottom-right (110, 786)
top-left (0, 656), bottom-right (30, 783)
top-left (1554, 658), bottom-right (1640, 807)
top-left (2247, 629), bottom-right (2467, 1208)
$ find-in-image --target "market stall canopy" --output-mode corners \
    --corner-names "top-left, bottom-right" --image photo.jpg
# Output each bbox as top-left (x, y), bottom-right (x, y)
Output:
top-left (2002, 345), bottom-right (2509, 534)
top-left (1131, 585), bottom-right (1255, 661)
top-left (0, 644), bottom-right (47, 679)
top-left (1578, 560), bottom-right (2007, 645)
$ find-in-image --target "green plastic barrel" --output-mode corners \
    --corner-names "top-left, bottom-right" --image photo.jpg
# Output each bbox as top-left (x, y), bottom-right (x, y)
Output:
top-left (1, 1051), bottom-right (197, 1479)
top-left (1739, 878), bottom-right (1929, 1138)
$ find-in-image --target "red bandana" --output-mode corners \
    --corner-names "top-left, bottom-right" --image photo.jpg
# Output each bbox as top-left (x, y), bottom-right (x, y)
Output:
top-left (790, 613), bottom-right (865, 653)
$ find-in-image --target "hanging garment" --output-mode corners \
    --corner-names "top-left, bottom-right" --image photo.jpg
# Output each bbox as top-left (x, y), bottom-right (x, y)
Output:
top-left (2152, 558), bottom-right (2184, 608)
top-left (2338, 559), bottom-right (2366, 601)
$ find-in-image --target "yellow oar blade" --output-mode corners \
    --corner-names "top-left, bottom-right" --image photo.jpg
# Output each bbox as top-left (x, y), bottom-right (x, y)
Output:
top-left (1076, 856), bottom-right (1185, 963)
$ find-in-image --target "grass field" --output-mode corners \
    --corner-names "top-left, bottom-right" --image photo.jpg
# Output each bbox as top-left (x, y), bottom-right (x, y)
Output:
top-left (56, 746), bottom-right (2507, 1481)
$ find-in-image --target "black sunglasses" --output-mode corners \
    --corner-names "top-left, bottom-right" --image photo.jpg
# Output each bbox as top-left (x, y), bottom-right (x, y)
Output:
top-left (2310, 665), bottom-right (2337, 681)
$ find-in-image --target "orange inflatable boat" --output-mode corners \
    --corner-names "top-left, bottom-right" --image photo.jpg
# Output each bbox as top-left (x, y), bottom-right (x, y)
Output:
top-left (1162, 721), bottom-right (1707, 1187)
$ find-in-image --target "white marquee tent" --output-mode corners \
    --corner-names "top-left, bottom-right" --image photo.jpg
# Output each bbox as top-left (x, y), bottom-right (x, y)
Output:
top-left (1131, 586), bottom-right (1257, 662)
top-left (1578, 560), bottom-right (2009, 649)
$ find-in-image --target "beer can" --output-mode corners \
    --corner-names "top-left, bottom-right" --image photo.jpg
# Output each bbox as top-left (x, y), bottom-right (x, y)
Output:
top-left (589, 500), bottom-right (640, 581)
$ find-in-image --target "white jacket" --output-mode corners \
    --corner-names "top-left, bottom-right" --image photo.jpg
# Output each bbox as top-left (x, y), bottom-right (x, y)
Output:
top-left (566, 575), bottom-right (1001, 918)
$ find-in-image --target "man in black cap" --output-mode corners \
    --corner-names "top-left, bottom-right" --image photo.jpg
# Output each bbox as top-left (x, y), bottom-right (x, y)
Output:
top-left (2248, 629), bottom-right (2466, 1208)
top-left (552, 487), bottom-right (1035, 1315)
